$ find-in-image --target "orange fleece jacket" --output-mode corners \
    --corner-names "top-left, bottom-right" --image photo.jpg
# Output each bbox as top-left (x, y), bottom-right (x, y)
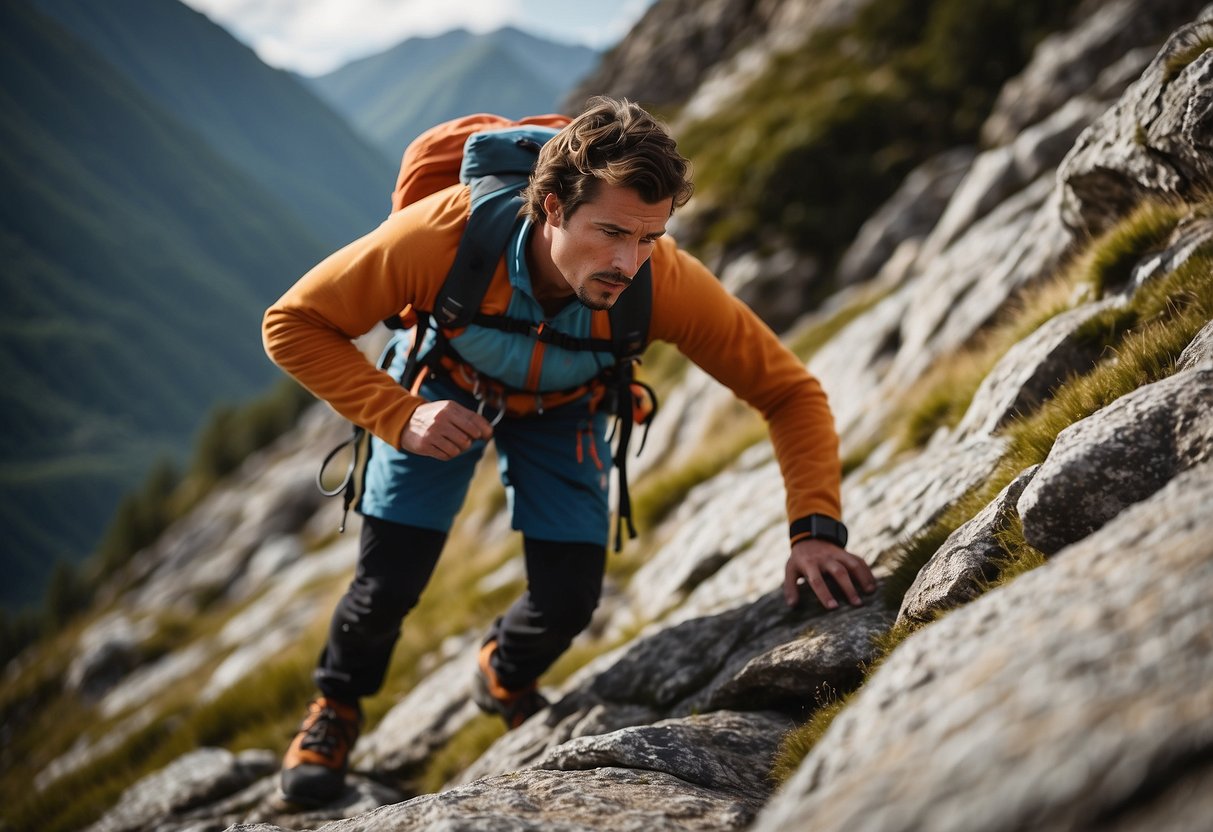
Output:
top-left (263, 185), bottom-right (842, 527)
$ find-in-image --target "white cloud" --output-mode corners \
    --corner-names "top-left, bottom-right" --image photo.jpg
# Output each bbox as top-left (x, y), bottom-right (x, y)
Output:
top-left (183, 0), bottom-right (650, 76)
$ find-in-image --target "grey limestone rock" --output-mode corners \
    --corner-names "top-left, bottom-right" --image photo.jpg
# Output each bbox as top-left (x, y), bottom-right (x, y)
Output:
top-left (1177, 318), bottom-right (1213, 370)
top-left (66, 612), bottom-right (157, 699)
top-left (980, 0), bottom-right (1205, 146)
top-left (699, 602), bottom-right (893, 715)
top-left (1059, 14), bottom-right (1213, 237)
top-left (842, 436), bottom-right (1009, 567)
top-left (753, 462), bottom-right (1213, 832)
top-left (1018, 366), bottom-right (1213, 554)
top-left (834, 147), bottom-right (976, 287)
top-left (953, 298), bottom-right (1124, 441)
top-left (85, 748), bottom-right (275, 832)
top-left (233, 767), bottom-right (757, 832)
top-left (533, 710), bottom-right (792, 808)
top-left (462, 590), bottom-right (889, 786)
top-left (897, 466), bottom-right (1038, 628)
top-left (353, 639), bottom-right (481, 778)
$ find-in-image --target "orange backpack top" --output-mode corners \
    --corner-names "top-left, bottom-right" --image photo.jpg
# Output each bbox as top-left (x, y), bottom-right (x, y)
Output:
top-left (390, 113), bottom-right (572, 213)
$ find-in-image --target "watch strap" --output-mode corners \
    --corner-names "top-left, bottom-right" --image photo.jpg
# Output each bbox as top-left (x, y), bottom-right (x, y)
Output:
top-left (789, 514), bottom-right (848, 548)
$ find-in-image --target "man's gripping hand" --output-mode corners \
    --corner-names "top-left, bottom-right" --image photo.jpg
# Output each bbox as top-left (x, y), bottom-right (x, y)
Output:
top-left (400, 400), bottom-right (493, 460)
top-left (783, 538), bottom-right (876, 610)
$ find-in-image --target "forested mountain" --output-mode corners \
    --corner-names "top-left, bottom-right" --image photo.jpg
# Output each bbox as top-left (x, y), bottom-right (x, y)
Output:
top-left (308, 27), bottom-right (599, 158)
top-left (0, 0), bottom-right (384, 608)
top-left (28, 0), bottom-right (393, 244)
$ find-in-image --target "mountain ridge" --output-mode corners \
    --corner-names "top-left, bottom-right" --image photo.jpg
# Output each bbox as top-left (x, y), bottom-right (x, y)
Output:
top-left (307, 27), bottom-right (599, 157)
top-left (29, 0), bottom-right (392, 244)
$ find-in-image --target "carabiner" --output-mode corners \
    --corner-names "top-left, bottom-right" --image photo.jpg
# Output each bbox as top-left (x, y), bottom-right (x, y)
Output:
top-left (477, 396), bottom-right (506, 427)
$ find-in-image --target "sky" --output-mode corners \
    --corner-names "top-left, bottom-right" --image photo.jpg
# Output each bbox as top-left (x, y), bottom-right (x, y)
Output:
top-left (181, 0), bottom-right (656, 76)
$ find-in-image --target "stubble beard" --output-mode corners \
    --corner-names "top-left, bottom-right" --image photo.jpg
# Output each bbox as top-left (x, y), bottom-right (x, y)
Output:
top-left (575, 272), bottom-right (631, 311)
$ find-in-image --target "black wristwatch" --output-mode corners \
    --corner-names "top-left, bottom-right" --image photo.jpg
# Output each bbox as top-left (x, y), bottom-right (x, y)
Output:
top-left (790, 514), bottom-right (849, 548)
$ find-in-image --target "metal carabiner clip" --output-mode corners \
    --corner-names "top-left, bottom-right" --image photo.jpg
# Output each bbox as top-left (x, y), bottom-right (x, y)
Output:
top-left (477, 396), bottom-right (506, 427)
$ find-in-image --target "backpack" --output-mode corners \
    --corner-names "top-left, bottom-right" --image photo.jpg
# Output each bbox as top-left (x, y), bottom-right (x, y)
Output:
top-left (319, 113), bottom-right (657, 550)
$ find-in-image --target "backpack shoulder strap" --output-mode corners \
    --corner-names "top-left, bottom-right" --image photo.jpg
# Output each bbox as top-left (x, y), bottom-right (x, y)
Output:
top-left (432, 124), bottom-right (565, 329)
top-left (432, 184), bottom-right (525, 329)
top-left (607, 261), bottom-right (652, 359)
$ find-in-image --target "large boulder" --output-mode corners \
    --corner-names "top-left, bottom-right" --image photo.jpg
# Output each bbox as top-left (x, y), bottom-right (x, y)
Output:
top-left (1058, 12), bottom-right (1213, 237)
top-left (235, 767), bottom-right (759, 832)
top-left (980, 0), bottom-right (1206, 146)
top-left (897, 466), bottom-right (1038, 628)
top-left (1018, 366), bottom-right (1213, 554)
top-left (754, 461), bottom-right (1213, 832)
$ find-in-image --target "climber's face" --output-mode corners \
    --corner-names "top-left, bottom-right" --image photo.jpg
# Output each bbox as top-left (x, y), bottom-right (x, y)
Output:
top-left (541, 184), bottom-right (671, 311)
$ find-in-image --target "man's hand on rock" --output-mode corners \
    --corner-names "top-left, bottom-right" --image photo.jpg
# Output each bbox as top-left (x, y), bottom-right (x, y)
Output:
top-left (784, 538), bottom-right (876, 610)
top-left (401, 400), bottom-right (493, 460)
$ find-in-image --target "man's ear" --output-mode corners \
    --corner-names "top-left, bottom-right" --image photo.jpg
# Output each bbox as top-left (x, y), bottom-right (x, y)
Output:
top-left (543, 192), bottom-right (563, 226)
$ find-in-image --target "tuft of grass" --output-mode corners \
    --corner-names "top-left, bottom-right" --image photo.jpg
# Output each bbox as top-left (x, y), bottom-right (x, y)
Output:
top-left (1161, 22), bottom-right (1213, 84)
top-left (7, 711), bottom-right (193, 832)
top-left (984, 515), bottom-right (1047, 588)
top-left (1002, 249), bottom-right (1212, 473)
top-left (1080, 199), bottom-right (1187, 295)
top-left (770, 691), bottom-right (850, 785)
top-left (895, 272), bottom-right (1079, 450)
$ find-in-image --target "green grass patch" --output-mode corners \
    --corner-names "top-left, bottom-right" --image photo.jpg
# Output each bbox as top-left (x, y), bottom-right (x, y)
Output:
top-left (895, 272), bottom-right (1080, 450)
top-left (6, 713), bottom-right (195, 832)
top-left (679, 0), bottom-right (1081, 263)
top-left (1080, 199), bottom-right (1187, 295)
top-left (1003, 250), bottom-right (1212, 473)
top-left (893, 195), bottom-right (1196, 451)
top-left (983, 515), bottom-right (1047, 588)
top-left (770, 691), bottom-right (849, 785)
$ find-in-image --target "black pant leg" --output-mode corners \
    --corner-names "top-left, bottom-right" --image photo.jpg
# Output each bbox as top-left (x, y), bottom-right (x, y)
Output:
top-left (488, 538), bottom-right (606, 690)
top-left (314, 516), bottom-right (446, 702)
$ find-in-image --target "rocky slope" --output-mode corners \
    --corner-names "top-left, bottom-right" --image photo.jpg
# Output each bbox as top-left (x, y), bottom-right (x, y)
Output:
top-left (6, 2), bottom-right (1212, 831)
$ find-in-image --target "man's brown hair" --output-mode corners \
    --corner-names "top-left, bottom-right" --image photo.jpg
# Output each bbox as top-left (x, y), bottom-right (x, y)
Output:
top-left (523, 96), bottom-right (693, 223)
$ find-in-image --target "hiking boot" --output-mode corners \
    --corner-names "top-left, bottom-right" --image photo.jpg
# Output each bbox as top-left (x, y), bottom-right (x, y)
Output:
top-left (278, 696), bottom-right (361, 807)
top-left (472, 640), bottom-right (549, 729)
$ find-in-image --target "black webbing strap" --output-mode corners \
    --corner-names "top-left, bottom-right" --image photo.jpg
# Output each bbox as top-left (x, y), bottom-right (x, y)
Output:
top-left (467, 313), bottom-right (617, 353)
top-left (434, 182), bottom-right (526, 329)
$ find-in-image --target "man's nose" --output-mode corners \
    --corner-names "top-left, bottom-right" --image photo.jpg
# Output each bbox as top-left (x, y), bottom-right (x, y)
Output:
top-left (612, 240), bottom-right (641, 276)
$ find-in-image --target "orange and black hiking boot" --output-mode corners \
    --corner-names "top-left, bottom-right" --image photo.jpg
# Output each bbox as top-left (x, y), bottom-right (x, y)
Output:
top-left (278, 696), bottom-right (361, 806)
top-left (472, 640), bottom-right (549, 729)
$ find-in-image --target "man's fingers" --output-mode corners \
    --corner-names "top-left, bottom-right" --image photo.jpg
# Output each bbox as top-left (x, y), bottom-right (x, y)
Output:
top-left (825, 561), bottom-right (862, 606)
top-left (803, 567), bottom-right (839, 610)
top-left (404, 400), bottom-right (495, 458)
top-left (448, 406), bottom-right (493, 439)
top-left (785, 540), bottom-right (877, 611)
top-left (843, 550), bottom-right (878, 593)
top-left (783, 562), bottom-right (802, 606)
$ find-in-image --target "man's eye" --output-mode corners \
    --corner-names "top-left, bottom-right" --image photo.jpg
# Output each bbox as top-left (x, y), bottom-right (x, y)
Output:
top-left (602, 229), bottom-right (620, 237)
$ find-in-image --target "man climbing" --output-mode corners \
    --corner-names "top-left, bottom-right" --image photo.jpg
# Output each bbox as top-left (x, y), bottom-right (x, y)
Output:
top-left (262, 96), bottom-right (875, 806)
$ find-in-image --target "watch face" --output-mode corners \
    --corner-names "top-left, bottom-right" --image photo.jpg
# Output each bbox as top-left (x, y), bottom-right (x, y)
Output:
top-left (812, 516), bottom-right (847, 547)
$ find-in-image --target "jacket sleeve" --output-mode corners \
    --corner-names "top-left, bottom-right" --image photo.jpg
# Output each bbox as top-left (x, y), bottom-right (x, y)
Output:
top-left (261, 188), bottom-right (468, 449)
top-left (647, 238), bottom-right (842, 533)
